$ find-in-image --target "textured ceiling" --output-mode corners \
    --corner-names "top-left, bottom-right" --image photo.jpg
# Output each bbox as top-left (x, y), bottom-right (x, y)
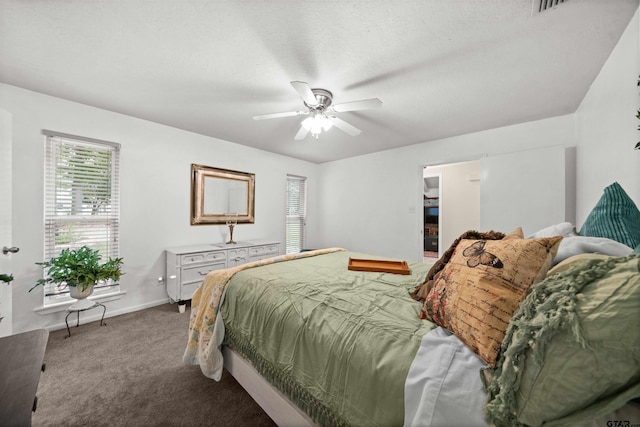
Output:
top-left (0, 1), bottom-right (637, 163)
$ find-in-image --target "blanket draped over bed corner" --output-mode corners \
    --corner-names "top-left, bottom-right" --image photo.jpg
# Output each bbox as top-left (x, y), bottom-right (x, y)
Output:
top-left (183, 247), bottom-right (345, 380)
top-left (185, 248), bottom-right (443, 427)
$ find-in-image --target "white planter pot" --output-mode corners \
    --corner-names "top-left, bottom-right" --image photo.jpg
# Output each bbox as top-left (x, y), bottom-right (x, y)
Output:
top-left (69, 284), bottom-right (94, 300)
top-left (68, 284), bottom-right (95, 310)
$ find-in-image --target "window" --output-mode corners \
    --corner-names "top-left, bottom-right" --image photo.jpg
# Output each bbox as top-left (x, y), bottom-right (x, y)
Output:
top-left (43, 130), bottom-right (120, 304)
top-left (286, 174), bottom-right (307, 254)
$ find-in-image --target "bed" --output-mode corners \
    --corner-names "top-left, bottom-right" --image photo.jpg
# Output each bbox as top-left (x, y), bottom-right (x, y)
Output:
top-left (184, 183), bottom-right (640, 427)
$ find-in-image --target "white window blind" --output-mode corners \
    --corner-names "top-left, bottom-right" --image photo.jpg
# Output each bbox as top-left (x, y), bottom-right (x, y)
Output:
top-left (286, 174), bottom-right (307, 254)
top-left (43, 131), bottom-right (120, 303)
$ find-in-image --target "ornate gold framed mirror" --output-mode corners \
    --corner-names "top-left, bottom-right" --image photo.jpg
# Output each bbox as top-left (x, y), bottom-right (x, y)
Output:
top-left (190, 164), bottom-right (255, 225)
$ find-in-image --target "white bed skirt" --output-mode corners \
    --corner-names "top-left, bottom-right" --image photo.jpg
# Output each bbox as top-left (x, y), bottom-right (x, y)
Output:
top-left (222, 346), bottom-right (314, 427)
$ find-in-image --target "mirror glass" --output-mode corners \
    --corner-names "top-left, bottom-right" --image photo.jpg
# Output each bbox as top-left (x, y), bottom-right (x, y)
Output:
top-left (191, 164), bottom-right (255, 225)
top-left (203, 177), bottom-right (248, 214)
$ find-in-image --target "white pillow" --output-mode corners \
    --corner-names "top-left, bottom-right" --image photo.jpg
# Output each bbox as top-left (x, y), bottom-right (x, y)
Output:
top-left (528, 222), bottom-right (575, 239)
top-left (554, 235), bottom-right (633, 264)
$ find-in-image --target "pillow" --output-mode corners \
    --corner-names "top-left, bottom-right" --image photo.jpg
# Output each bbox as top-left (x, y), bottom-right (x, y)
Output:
top-left (484, 253), bottom-right (640, 427)
top-left (423, 232), bottom-right (562, 366)
top-left (579, 182), bottom-right (640, 249)
top-left (527, 221), bottom-right (576, 239)
top-left (547, 252), bottom-right (614, 276)
top-left (553, 235), bottom-right (633, 264)
top-left (409, 229), bottom-right (507, 305)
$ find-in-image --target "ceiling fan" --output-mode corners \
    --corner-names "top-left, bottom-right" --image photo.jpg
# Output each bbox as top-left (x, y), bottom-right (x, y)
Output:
top-left (252, 81), bottom-right (382, 140)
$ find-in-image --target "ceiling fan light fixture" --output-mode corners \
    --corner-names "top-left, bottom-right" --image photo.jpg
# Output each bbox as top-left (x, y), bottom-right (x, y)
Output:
top-left (255, 81), bottom-right (379, 140)
top-left (302, 112), bottom-right (333, 138)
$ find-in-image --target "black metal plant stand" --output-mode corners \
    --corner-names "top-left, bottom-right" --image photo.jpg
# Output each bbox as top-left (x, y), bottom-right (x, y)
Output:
top-left (64, 301), bottom-right (106, 338)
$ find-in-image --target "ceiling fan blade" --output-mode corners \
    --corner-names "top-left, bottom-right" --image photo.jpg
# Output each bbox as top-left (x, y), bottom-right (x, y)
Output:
top-left (290, 81), bottom-right (318, 106)
top-left (327, 116), bottom-right (361, 136)
top-left (294, 125), bottom-right (310, 140)
top-left (332, 98), bottom-right (382, 112)
top-left (252, 110), bottom-right (306, 120)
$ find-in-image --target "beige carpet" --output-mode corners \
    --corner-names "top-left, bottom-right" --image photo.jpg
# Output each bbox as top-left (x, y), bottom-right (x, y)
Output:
top-left (32, 303), bottom-right (276, 427)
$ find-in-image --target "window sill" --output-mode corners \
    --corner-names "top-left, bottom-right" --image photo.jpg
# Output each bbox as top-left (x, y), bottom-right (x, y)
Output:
top-left (34, 291), bottom-right (127, 315)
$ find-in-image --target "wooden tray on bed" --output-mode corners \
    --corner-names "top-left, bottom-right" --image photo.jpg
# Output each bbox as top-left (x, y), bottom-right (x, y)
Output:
top-left (347, 258), bottom-right (410, 275)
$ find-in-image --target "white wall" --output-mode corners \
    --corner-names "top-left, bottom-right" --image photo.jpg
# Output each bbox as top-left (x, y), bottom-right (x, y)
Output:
top-left (317, 9), bottom-right (639, 262)
top-left (480, 145), bottom-right (574, 235)
top-left (317, 114), bottom-right (576, 261)
top-left (575, 10), bottom-right (640, 224)
top-left (0, 83), bottom-right (318, 334)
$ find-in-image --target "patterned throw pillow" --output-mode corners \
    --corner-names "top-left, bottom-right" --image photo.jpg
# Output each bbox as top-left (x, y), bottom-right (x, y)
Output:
top-left (579, 182), bottom-right (640, 249)
top-left (410, 229), bottom-right (507, 306)
top-left (424, 233), bottom-right (562, 366)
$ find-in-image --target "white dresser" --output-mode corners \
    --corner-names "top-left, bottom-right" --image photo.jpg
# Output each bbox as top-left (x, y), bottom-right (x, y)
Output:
top-left (165, 240), bottom-right (280, 304)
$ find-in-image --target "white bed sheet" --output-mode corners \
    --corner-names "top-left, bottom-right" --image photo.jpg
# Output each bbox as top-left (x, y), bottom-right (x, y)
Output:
top-left (404, 326), bottom-right (488, 427)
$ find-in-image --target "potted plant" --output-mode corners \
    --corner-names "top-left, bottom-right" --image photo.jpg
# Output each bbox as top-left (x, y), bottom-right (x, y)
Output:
top-left (31, 246), bottom-right (123, 308)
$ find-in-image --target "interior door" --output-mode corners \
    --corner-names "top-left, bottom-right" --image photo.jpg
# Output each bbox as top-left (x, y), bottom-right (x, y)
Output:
top-left (0, 109), bottom-right (13, 336)
top-left (480, 145), bottom-right (574, 235)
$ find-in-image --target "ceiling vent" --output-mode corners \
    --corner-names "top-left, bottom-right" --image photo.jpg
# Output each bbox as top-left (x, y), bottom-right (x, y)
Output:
top-left (537, 0), bottom-right (566, 13)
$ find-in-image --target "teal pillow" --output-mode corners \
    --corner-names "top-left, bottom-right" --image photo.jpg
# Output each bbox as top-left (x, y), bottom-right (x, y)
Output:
top-left (579, 182), bottom-right (640, 249)
top-left (635, 243), bottom-right (640, 254)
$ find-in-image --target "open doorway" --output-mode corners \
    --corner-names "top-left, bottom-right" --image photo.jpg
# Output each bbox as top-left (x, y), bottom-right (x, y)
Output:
top-left (423, 173), bottom-right (441, 261)
top-left (423, 161), bottom-right (481, 262)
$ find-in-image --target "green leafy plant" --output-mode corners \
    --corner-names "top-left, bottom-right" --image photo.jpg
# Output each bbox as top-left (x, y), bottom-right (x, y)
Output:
top-left (0, 274), bottom-right (13, 285)
top-left (30, 246), bottom-right (123, 292)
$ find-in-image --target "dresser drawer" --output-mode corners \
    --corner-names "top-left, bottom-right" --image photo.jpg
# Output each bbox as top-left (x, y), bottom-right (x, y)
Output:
top-left (248, 245), bottom-right (279, 258)
top-left (206, 251), bottom-right (227, 263)
top-left (181, 251), bottom-right (226, 266)
top-left (181, 262), bottom-right (227, 284)
top-left (227, 248), bottom-right (249, 267)
top-left (228, 248), bottom-right (248, 262)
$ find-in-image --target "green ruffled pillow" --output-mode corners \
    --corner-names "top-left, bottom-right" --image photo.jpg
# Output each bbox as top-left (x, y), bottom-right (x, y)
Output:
top-left (484, 253), bottom-right (640, 427)
top-left (579, 182), bottom-right (640, 249)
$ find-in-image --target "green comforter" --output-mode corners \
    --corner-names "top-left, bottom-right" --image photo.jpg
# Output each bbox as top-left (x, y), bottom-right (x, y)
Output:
top-left (220, 250), bottom-right (435, 427)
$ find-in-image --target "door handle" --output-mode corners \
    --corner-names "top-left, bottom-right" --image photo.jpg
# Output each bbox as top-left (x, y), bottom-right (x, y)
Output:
top-left (2, 246), bottom-right (19, 255)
